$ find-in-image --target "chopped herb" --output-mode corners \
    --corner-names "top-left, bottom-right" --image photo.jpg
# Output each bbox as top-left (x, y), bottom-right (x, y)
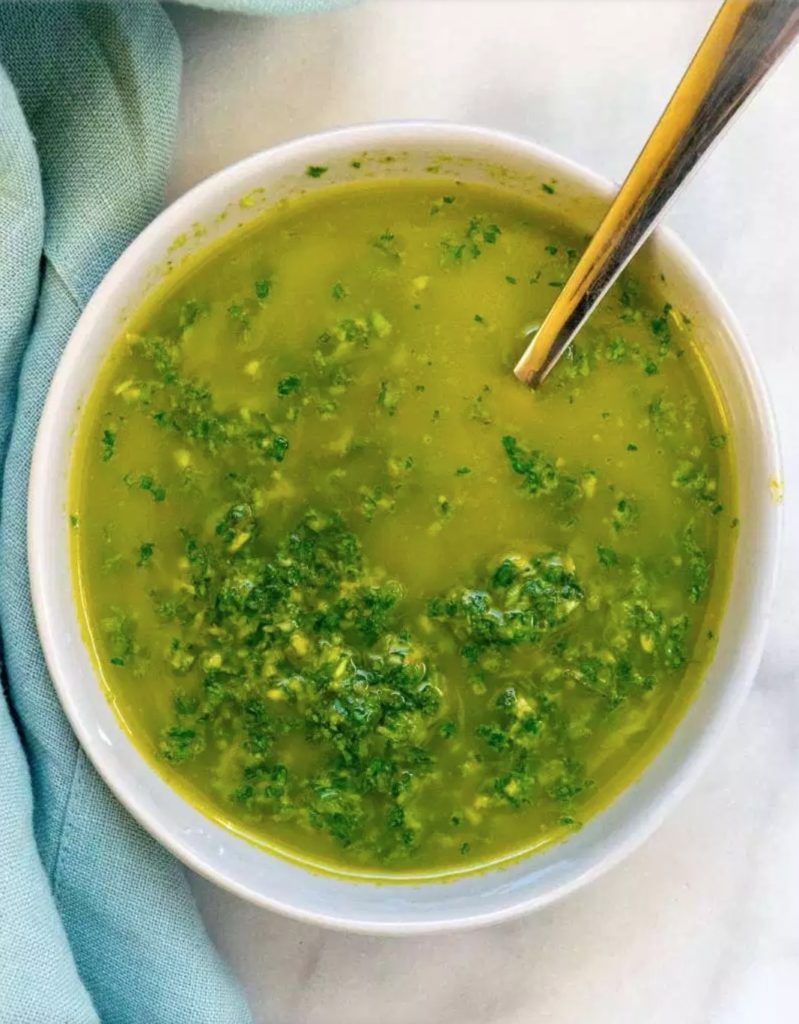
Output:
top-left (436, 495), bottom-right (452, 518)
top-left (306, 165), bottom-right (328, 178)
top-left (138, 474), bottom-right (167, 502)
top-left (648, 395), bottom-right (678, 435)
top-left (137, 542), bottom-right (155, 567)
top-left (612, 497), bottom-right (639, 532)
top-left (597, 545), bottom-right (618, 567)
top-left (502, 435), bottom-right (559, 495)
top-left (101, 609), bottom-right (142, 672)
top-left (683, 526), bottom-right (711, 603)
top-left (605, 336), bottom-right (627, 362)
top-left (179, 299), bottom-right (205, 330)
top-left (101, 428), bottom-right (116, 462)
top-left (441, 217), bottom-right (501, 263)
top-left (650, 305), bottom-right (672, 354)
top-left (431, 553), bottom-right (582, 662)
top-left (671, 459), bottom-right (721, 513)
top-left (373, 229), bottom-right (401, 260)
top-left (277, 375), bottom-right (302, 397)
top-left (377, 380), bottom-right (402, 416)
top-left (468, 386), bottom-right (493, 425)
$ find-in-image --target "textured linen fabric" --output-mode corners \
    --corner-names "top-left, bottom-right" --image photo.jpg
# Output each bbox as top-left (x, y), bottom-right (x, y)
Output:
top-left (0, 2), bottom-right (344, 1021)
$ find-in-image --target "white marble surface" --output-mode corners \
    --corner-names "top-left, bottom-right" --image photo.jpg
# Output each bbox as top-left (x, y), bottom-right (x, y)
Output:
top-left (165, 2), bottom-right (799, 1021)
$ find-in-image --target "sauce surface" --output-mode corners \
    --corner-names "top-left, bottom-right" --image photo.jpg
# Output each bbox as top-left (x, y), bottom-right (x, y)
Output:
top-left (71, 178), bottom-right (736, 878)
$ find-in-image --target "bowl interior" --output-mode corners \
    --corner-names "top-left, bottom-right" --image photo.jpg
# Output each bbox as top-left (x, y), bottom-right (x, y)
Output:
top-left (29, 123), bottom-right (781, 933)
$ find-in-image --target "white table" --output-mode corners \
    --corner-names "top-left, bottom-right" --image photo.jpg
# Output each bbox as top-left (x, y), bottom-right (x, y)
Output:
top-left (166, 3), bottom-right (799, 1021)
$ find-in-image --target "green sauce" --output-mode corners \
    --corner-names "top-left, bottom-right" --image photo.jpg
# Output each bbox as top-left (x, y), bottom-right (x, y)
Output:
top-left (70, 178), bottom-right (735, 879)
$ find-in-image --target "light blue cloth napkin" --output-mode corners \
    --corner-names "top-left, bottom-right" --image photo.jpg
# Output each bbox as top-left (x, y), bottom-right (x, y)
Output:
top-left (0, 2), bottom-right (347, 1021)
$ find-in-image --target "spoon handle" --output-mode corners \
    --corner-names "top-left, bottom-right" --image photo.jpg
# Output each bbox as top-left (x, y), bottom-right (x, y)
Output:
top-left (514, 0), bottom-right (799, 389)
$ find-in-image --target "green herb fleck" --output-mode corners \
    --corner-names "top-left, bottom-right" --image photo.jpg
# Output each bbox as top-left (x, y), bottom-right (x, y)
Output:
top-left (672, 459), bottom-right (721, 513)
top-left (137, 542), bottom-right (155, 567)
top-left (101, 428), bottom-right (116, 463)
top-left (683, 526), bottom-right (711, 603)
top-left (605, 336), bottom-right (627, 362)
top-left (138, 474), bottom-right (167, 502)
top-left (277, 375), bottom-right (302, 397)
top-left (373, 230), bottom-right (401, 260)
top-left (501, 436), bottom-right (558, 496)
top-left (597, 545), bottom-right (618, 567)
top-left (612, 497), bottom-right (639, 532)
top-left (377, 380), bottom-right (402, 416)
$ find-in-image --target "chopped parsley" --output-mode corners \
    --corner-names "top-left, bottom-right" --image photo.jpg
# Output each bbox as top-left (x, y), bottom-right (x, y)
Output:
top-left (101, 428), bottom-right (116, 462)
top-left (597, 545), bottom-right (618, 567)
top-left (277, 375), bottom-right (302, 397)
top-left (137, 542), bottom-right (155, 567)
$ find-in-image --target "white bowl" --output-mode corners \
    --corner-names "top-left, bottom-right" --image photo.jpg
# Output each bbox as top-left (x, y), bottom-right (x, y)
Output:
top-left (29, 122), bottom-right (782, 934)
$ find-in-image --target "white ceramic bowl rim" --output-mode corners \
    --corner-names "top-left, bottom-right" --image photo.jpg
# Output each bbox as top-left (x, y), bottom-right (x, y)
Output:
top-left (28, 121), bottom-right (782, 934)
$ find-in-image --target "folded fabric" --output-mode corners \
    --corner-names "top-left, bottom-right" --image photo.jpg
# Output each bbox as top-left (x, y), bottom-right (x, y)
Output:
top-left (0, 2), bottom-right (347, 1021)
